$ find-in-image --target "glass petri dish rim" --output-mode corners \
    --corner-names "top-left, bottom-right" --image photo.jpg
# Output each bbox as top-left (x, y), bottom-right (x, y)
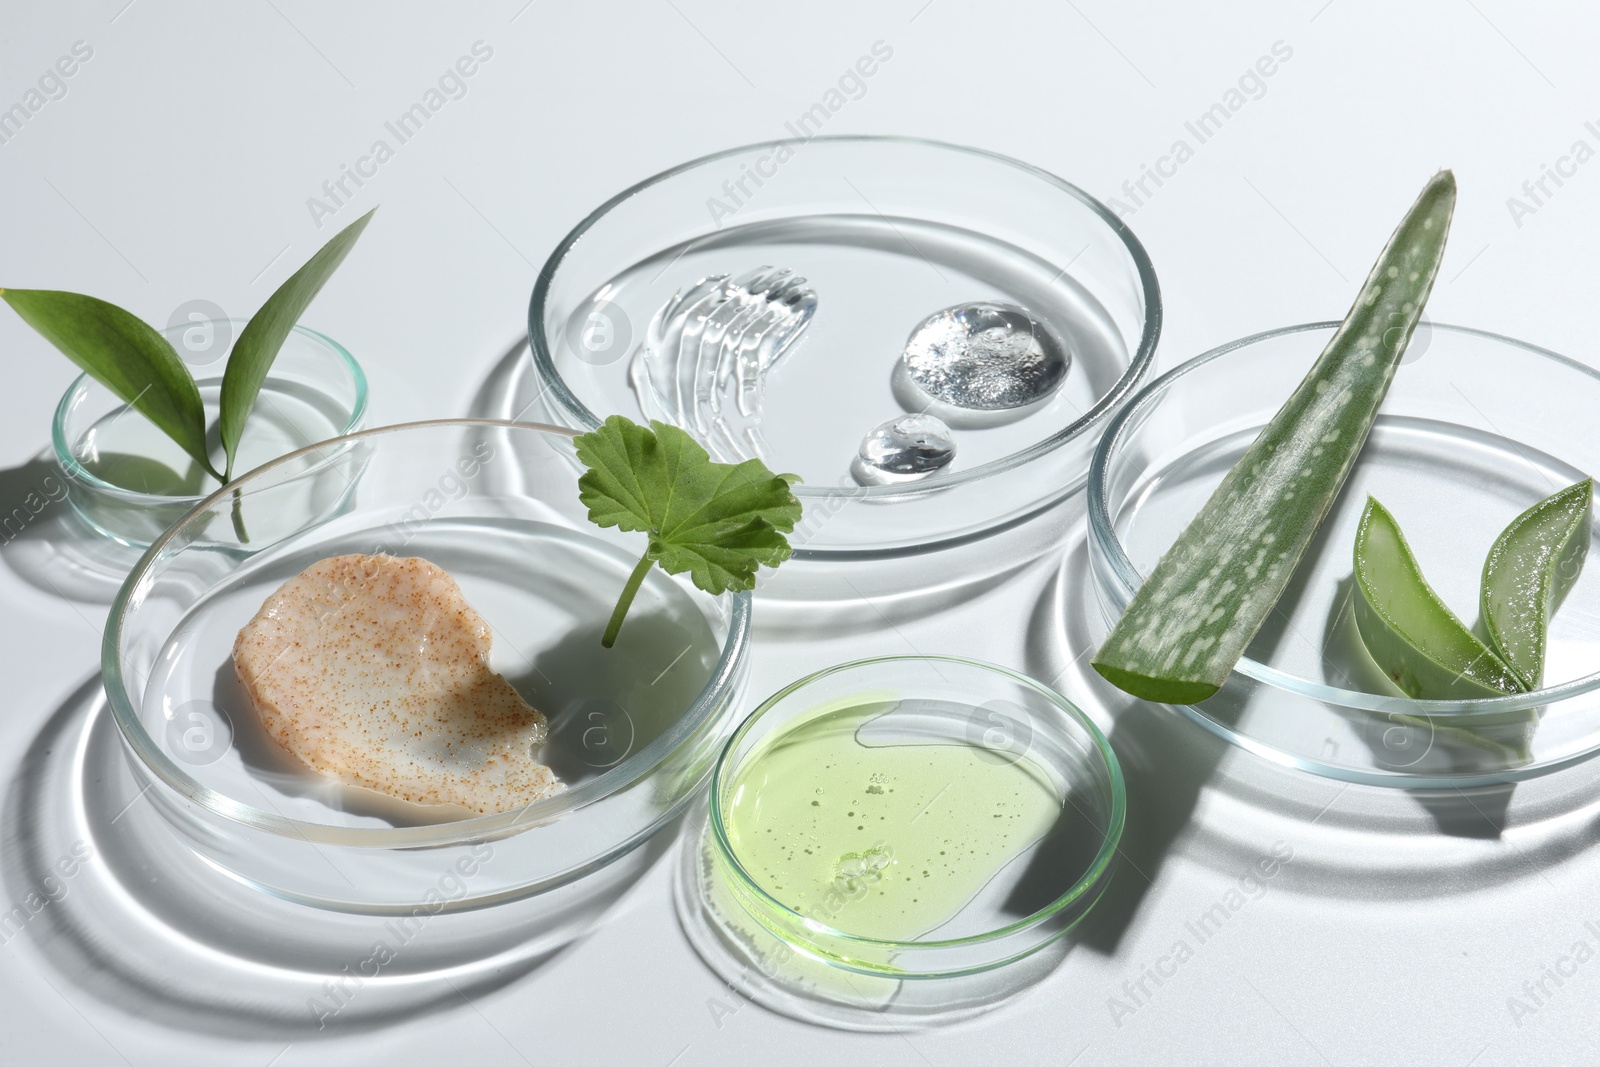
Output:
top-left (102, 417), bottom-right (753, 848)
top-left (527, 134), bottom-right (1163, 502)
top-left (51, 321), bottom-right (369, 503)
top-left (1087, 319), bottom-right (1600, 719)
top-left (707, 654), bottom-right (1126, 956)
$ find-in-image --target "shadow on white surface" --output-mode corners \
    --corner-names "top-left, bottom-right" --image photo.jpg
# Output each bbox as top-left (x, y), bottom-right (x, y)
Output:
top-left (0, 454), bottom-right (135, 605)
top-left (1031, 534), bottom-right (1229, 955)
top-left (752, 544), bottom-right (1045, 639)
top-left (468, 334), bottom-right (543, 424)
top-left (0, 674), bottom-right (673, 1042)
top-left (748, 492), bottom-right (1077, 642)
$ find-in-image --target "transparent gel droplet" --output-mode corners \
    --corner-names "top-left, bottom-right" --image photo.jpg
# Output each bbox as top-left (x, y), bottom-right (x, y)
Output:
top-left (628, 266), bottom-right (817, 463)
top-left (901, 301), bottom-right (1069, 410)
top-left (852, 414), bottom-right (955, 486)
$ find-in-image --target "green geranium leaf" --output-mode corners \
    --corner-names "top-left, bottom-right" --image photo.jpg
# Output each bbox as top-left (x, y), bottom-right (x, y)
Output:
top-left (575, 415), bottom-right (802, 646)
top-left (220, 207), bottom-right (374, 479)
top-left (1, 288), bottom-right (220, 481)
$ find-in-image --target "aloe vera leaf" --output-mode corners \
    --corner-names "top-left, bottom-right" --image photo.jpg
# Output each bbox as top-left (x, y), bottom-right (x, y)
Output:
top-left (220, 208), bottom-right (374, 480)
top-left (1092, 171), bottom-right (1456, 704)
top-left (1353, 496), bottom-right (1525, 699)
top-left (1481, 478), bottom-right (1593, 690)
top-left (1, 288), bottom-right (223, 482)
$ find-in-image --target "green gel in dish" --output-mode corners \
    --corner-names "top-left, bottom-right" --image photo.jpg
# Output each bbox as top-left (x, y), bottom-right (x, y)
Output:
top-left (722, 702), bottom-right (1062, 942)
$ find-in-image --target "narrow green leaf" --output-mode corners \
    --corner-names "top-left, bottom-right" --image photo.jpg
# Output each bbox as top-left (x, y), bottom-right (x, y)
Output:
top-left (2, 288), bottom-right (220, 480)
top-left (220, 208), bottom-right (374, 478)
top-left (1092, 171), bottom-right (1456, 703)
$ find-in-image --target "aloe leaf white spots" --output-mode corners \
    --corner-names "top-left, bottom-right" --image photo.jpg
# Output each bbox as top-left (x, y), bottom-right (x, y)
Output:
top-left (1093, 172), bottom-right (1457, 704)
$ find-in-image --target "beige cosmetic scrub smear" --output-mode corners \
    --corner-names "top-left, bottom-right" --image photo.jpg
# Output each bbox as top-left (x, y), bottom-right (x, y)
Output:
top-left (233, 553), bottom-right (560, 814)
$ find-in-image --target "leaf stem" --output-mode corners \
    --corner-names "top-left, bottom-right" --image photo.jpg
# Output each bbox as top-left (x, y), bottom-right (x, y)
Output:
top-left (229, 487), bottom-right (250, 543)
top-left (219, 457), bottom-right (248, 543)
top-left (602, 550), bottom-right (655, 648)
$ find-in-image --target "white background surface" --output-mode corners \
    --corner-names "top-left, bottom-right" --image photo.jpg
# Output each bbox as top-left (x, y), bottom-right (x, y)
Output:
top-left (4, 1), bottom-right (1600, 1064)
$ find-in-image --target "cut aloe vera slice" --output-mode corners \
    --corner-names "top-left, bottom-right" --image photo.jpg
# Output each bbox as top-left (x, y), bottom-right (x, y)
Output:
top-left (1353, 497), bottom-right (1525, 699)
top-left (1093, 172), bottom-right (1456, 704)
top-left (1481, 479), bottom-right (1593, 690)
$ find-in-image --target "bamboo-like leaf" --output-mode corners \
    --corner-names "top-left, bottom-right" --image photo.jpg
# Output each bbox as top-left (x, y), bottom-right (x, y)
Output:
top-left (220, 208), bottom-right (375, 479)
top-left (2, 288), bottom-right (220, 480)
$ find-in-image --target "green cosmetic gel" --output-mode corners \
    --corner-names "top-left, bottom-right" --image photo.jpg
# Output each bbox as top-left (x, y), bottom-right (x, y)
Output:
top-left (723, 702), bottom-right (1062, 942)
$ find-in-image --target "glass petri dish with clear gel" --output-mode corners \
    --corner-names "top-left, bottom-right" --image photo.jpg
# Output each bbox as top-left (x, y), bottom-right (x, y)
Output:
top-left (529, 136), bottom-right (1161, 557)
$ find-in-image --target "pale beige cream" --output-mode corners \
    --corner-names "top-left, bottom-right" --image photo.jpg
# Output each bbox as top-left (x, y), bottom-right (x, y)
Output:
top-left (233, 554), bottom-right (559, 814)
